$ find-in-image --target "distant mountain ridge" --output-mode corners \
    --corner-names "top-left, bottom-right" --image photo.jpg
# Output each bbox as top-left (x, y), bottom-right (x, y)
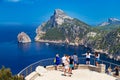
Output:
top-left (98, 18), bottom-right (120, 31)
top-left (99, 18), bottom-right (120, 26)
top-left (35, 9), bottom-right (120, 60)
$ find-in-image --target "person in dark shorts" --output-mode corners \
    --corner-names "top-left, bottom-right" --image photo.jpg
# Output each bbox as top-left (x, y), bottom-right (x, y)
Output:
top-left (82, 51), bottom-right (93, 65)
top-left (73, 53), bottom-right (78, 69)
top-left (69, 56), bottom-right (74, 74)
top-left (62, 54), bottom-right (66, 71)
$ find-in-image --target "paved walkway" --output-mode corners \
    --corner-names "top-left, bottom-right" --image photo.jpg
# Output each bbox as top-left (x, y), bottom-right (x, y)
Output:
top-left (34, 69), bottom-right (116, 80)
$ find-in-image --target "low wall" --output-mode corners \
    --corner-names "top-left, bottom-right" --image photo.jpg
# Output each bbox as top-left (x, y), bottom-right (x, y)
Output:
top-left (46, 64), bottom-right (106, 73)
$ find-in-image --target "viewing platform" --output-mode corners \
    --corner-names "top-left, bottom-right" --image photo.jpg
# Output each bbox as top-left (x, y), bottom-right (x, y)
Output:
top-left (18, 58), bottom-right (120, 80)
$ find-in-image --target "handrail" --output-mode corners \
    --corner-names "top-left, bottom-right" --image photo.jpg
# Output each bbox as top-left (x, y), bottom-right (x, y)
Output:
top-left (18, 57), bottom-right (120, 77)
top-left (91, 58), bottom-right (120, 66)
top-left (18, 58), bottom-right (54, 76)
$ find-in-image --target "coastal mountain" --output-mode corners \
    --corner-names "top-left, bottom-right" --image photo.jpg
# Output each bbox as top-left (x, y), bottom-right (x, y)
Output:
top-left (35, 9), bottom-right (120, 60)
top-left (97, 28), bottom-right (120, 60)
top-left (35, 9), bottom-right (91, 44)
top-left (98, 18), bottom-right (120, 31)
top-left (99, 18), bottom-right (120, 26)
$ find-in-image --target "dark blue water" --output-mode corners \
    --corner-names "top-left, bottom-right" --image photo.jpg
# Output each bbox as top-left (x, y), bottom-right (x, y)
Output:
top-left (0, 25), bottom-right (120, 74)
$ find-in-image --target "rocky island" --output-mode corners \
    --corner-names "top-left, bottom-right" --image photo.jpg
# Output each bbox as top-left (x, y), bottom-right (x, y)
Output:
top-left (17, 32), bottom-right (31, 43)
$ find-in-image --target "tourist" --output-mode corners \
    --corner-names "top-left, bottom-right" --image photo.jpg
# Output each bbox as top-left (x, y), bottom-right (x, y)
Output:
top-left (82, 51), bottom-right (93, 65)
top-left (114, 66), bottom-right (119, 76)
top-left (73, 53), bottom-right (78, 69)
top-left (107, 67), bottom-right (112, 75)
top-left (54, 54), bottom-right (60, 70)
top-left (64, 55), bottom-right (70, 76)
top-left (69, 56), bottom-right (74, 75)
top-left (95, 52), bottom-right (100, 67)
top-left (62, 54), bottom-right (66, 71)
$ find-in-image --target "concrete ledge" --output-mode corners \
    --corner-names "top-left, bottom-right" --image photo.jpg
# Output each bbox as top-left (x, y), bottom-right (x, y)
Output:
top-left (77, 64), bottom-right (106, 73)
top-left (25, 71), bottom-right (39, 80)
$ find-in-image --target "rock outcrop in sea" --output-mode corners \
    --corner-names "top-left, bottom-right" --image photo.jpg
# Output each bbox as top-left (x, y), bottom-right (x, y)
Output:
top-left (17, 32), bottom-right (31, 43)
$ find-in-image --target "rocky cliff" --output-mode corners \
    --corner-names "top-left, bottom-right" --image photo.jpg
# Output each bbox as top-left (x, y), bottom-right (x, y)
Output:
top-left (17, 32), bottom-right (31, 43)
top-left (35, 9), bottom-right (91, 45)
top-left (98, 28), bottom-right (120, 60)
top-left (35, 9), bottom-right (120, 60)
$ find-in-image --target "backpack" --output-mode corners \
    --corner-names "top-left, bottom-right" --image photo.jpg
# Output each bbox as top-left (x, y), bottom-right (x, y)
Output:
top-left (54, 58), bottom-right (56, 63)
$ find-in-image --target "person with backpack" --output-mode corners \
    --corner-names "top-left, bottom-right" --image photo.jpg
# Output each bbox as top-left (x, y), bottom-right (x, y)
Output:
top-left (54, 54), bottom-right (60, 70)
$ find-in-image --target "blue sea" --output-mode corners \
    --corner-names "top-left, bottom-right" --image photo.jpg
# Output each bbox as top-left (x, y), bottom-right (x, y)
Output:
top-left (0, 25), bottom-right (119, 75)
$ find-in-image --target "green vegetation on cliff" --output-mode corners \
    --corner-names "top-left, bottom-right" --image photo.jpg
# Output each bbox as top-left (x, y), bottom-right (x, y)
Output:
top-left (96, 28), bottom-right (120, 54)
top-left (0, 66), bottom-right (24, 80)
top-left (35, 9), bottom-right (120, 59)
top-left (42, 28), bottom-right (65, 40)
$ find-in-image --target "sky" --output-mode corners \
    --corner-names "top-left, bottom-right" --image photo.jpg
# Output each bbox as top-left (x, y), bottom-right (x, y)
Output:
top-left (0, 0), bottom-right (120, 25)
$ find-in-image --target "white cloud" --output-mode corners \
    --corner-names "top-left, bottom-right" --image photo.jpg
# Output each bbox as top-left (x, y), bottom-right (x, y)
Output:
top-left (3, 0), bottom-right (38, 4)
top-left (5, 0), bottom-right (21, 2)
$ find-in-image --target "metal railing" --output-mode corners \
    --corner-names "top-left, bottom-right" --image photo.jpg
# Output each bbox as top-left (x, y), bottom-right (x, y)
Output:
top-left (18, 57), bottom-right (120, 77)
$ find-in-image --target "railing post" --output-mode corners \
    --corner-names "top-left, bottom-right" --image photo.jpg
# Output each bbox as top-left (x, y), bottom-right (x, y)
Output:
top-left (110, 63), bottom-right (111, 68)
top-left (94, 58), bottom-right (96, 66)
top-left (26, 69), bottom-right (28, 76)
top-left (102, 60), bottom-right (103, 64)
top-left (30, 66), bottom-right (32, 73)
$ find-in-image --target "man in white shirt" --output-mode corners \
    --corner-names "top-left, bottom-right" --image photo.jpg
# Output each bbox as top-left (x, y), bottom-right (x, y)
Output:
top-left (62, 54), bottom-right (66, 71)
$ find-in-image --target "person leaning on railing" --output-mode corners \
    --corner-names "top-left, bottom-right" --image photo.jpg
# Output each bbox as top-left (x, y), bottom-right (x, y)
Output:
top-left (94, 52), bottom-right (100, 67)
top-left (82, 51), bottom-right (93, 65)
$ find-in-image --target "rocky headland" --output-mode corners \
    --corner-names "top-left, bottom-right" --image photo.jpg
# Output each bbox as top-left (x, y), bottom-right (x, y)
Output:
top-left (34, 9), bottom-right (120, 61)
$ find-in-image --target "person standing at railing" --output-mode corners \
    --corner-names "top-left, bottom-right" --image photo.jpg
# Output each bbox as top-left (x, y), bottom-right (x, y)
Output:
top-left (107, 67), bottom-right (112, 75)
top-left (73, 53), bottom-right (78, 69)
top-left (82, 51), bottom-right (93, 65)
top-left (62, 54), bottom-right (66, 71)
top-left (54, 54), bottom-right (61, 70)
top-left (64, 55), bottom-right (70, 76)
top-left (69, 55), bottom-right (74, 75)
top-left (94, 52), bottom-right (100, 67)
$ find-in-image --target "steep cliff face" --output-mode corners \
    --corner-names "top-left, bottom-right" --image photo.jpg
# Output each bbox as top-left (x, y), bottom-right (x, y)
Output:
top-left (35, 9), bottom-right (91, 43)
top-left (35, 9), bottom-right (120, 60)
top-left (84, 28), bottom-right (120, 60)
top-left (98, 28), bottom-right (120, 60)
top-left (17, 32), bottom-right (31, 43)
